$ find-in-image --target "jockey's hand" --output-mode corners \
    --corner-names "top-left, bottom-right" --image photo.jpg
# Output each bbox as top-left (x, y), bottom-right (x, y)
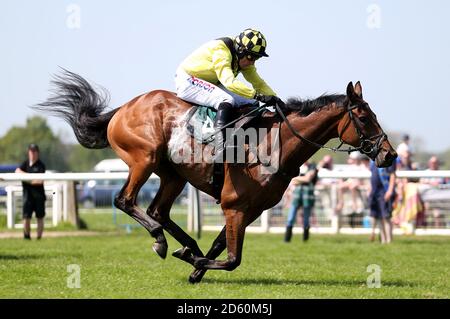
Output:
top-left (275, 97), bottom-right (286, 109)
top-left (255, 93), bottom-right (280, 106)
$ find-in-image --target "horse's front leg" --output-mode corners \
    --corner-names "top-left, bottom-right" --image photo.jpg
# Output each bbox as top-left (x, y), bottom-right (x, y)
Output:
top-left (189, 208), bottom-right (264, 282)
top-left (193, 209), bottom-right (246, 271)
top-left (188, 226), bottom-right (227, 283)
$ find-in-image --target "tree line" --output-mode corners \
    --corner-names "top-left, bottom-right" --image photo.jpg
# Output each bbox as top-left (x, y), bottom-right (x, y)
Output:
top-left (0, 116), bottom-right (115, 172)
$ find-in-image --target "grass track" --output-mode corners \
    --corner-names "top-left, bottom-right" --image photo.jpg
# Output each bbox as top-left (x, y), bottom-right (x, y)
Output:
top-left (0, 227), bottom-right (449, 298)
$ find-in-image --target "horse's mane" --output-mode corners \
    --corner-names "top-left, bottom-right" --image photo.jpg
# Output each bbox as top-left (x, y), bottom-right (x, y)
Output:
top-left (285, 94), bottom-right (347, 116)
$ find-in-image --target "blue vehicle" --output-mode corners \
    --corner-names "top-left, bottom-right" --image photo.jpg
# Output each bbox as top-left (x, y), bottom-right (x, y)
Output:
top-left (76, 159), bottom-right (163, 208)
top-left (76, 159), bottom-right (188, 208)
top-left (77, 178), bottom-right (160, 208)
top-left (0, 165), bottom-right (18, 173)
top-left (0, 164), bottom-right (18, 196)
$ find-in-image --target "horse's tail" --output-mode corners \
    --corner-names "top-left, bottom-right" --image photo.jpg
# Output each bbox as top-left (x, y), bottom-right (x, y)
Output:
top-left (34, 68), bottom-right (118, 149)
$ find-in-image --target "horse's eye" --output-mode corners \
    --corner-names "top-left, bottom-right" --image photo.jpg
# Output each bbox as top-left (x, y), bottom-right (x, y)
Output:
top-left (359, 116), bottom-right (368, 124)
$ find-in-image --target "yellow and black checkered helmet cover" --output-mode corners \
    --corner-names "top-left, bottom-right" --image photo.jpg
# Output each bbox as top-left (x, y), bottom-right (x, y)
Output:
top-left (235, 28), bottom-right (269, 57)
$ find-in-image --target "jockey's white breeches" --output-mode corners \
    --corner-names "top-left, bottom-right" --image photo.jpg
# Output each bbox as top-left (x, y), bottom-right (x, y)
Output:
top-left (175, 68), bottom-right (256, 109)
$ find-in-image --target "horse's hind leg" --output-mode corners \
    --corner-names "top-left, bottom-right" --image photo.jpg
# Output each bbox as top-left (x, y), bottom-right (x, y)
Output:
top-left (147, 172), bottom-right (204, 259)
top-left (114, 162), bottom-right (167, 259)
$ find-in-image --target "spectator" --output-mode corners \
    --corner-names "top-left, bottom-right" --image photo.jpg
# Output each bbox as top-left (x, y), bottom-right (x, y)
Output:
top-left (420, 156), bottom-right (445, 186)
top-left (335, 152), bottom-right (370, 227)
top-left (312, 155), bottom-right (338, 228)
top-left (15, 144), bottom-right (46, 240)
top-left (320, 155), bottom-right (334, 171)
top-left (315, 154), bottom-right (335, 186)
top-left (361, 156), bottom-right (371, 170)
top-left (396, 134), bottom-right (413, 158)
top-left (419, 156), bottom-right (446, 227)
top-left (396, 134), bottom-right (413, 170)
top-left (391, 140), bottom-right (424, 230)
top-left (369, 158), bottom-right (396, 244)
top-left (397, 151), bottom-right (413, 171)
top-left (284, 160), bottom-right (319, 242)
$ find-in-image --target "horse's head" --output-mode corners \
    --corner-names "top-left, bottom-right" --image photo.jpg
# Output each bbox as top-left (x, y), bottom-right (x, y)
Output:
top-left (338, 81), bottom-right (397, 167)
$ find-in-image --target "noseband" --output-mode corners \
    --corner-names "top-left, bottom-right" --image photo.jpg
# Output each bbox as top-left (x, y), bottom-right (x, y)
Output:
top-left (343, 103), bottom-right (387, 157)
top-left (274, 101), bottom-right (387, 158)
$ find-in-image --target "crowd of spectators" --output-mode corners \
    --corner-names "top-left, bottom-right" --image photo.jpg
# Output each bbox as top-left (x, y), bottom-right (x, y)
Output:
top-left (283, 134), bottom-right (449, 243)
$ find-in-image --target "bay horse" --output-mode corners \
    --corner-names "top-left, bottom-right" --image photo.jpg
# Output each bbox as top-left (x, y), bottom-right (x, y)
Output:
top-left (36, 70), bottom-right (397, 283)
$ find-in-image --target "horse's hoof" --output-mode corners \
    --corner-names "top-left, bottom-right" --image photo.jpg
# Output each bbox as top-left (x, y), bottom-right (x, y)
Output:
top-left (152, 242), bottom-right (167, 259)
top-left (172, 247), bottom-right (192, 263)
top-left (173, 247), bottom-right (189, 258)
top-left (172, 248), bottom-right (183, 259)
top-left (188, 270), bottom-right (205, 284)
top-left (188, 274), bottom-right (200, 284)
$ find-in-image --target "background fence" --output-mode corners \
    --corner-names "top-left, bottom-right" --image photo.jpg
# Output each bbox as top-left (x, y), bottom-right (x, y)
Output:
top-left (1, 170), bottom-right (450, 235)
top-left (193, 170), bottom-right (450, 236)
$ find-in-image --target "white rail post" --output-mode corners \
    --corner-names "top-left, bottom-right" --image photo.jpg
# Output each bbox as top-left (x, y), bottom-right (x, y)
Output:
top-left (63, 181), bottom-right (68, 221)
top-left (330, 183), bottom-right (340, 234)
top-left (6, 186), bottom-right (15, 229)
top-left (193, 187), bottom-right (202, 239)
top-left (187, 184), bottom-right (195, 232)
top-left (261, 210), bottom-right (270, 233)
top-left (52, 184), bottom-right (63, 226)
top-left (187, 184), bottom-right (202, 238)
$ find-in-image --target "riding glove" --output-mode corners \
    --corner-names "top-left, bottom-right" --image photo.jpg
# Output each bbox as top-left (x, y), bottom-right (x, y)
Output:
top-left (255, 93), bottom-right (284, 107)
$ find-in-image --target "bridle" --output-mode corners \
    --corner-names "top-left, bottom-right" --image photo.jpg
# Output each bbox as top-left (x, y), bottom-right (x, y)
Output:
top-left (344, 103), bottom-right (387, 158)
top-left (274, 100), bottom-right (387, 158)
top-left (203, 99), bottom-right (387, 162)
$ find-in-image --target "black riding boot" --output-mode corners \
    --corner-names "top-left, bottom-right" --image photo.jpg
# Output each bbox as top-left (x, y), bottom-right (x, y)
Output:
top-left (213, 102), bottom-right (233, 162)
top-left (303, 226), bottom-right (310, 242)
top-left (284, 226), bottom-right (293, 242)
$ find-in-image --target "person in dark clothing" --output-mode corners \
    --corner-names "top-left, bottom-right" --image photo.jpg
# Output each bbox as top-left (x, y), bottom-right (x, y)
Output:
top-left (284, 161), bottom-right (319, 242)
top-left (15, 144), bottom-right (46, 240)
top-left (369, 159), bottom-right (396, 243)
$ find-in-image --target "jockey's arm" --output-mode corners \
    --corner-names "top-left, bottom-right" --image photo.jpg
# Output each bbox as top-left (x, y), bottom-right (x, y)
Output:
top-left (212, 47), bottom-right (257, 99)
top-left (241, 65), bottom-right (277, 97)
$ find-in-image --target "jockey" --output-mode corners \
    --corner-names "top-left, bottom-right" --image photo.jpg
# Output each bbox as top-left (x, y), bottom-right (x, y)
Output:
top-left (175, 28), bottom-right (282, 159)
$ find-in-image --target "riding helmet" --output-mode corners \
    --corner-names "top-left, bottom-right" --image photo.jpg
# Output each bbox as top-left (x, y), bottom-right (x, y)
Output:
top-left (235, 28), bottom-right (269, 58)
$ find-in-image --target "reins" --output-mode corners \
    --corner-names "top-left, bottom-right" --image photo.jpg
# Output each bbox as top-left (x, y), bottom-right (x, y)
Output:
top-left (202, 98), bottom-right (387, 160)
top-left (274, 102), bottom-right (387, 156)
top-left (202, 103), bottom-right (267, 141)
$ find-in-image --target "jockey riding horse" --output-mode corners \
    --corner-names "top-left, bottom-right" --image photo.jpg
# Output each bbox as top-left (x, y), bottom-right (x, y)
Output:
top-left (175, 28), bottom-right (283, 160)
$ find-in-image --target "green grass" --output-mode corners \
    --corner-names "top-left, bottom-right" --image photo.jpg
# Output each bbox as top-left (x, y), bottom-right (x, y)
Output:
top-left (0, 218), bottom-right (449, 298)
top-left (0, 210), bottom-right (448, 298)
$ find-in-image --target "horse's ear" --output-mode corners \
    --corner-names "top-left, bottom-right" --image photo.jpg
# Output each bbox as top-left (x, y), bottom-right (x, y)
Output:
top-left (354, 81), bottom-right (363, 98)
top-left (346, 81), bottom-right (355, 98)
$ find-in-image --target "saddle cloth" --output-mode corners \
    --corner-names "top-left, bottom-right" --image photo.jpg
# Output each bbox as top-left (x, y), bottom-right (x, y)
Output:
top-left (186, 105), bottom-right (218, 143)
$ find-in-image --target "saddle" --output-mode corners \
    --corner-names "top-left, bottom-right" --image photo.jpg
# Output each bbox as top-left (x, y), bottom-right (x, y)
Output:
top-left (185, 104), bottom-right (272, 202)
